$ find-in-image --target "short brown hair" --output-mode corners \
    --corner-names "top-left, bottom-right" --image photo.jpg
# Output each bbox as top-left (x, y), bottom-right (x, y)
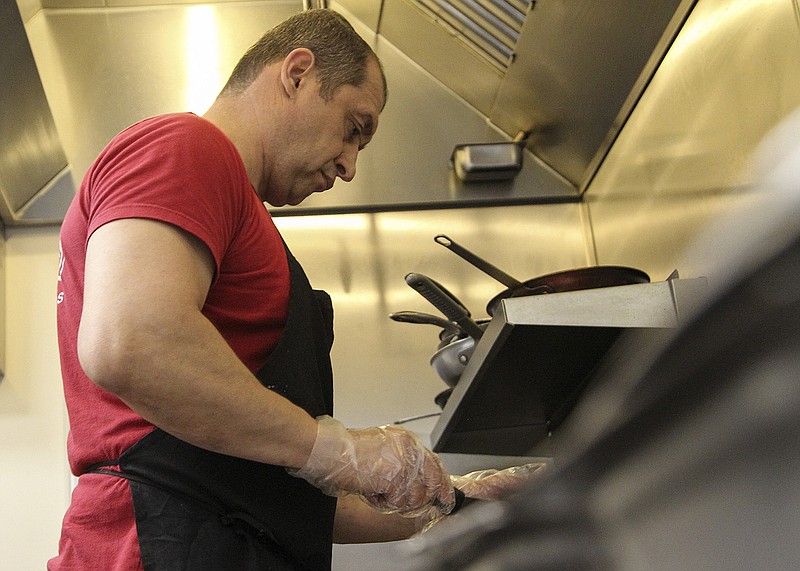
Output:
top-left (222, 9), bottom-right (386, 104)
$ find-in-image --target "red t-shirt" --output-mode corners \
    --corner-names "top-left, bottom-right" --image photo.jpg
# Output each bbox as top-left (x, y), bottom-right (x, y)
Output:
top-left (50, 113), bottom-right (290, 570)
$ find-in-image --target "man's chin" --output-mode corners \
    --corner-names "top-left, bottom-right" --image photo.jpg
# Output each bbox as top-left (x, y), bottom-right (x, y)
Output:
top-left (264, 192), bottom-right (304, 208)
top-left (288, 192), bottom-right (312, 206)
top-left (289, 187), bottom-right (326, 206)
top-left (264, 184), bottom-right (319, 208)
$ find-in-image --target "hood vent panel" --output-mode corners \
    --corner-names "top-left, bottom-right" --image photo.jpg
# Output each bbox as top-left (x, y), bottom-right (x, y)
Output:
top-left (374, 0), bottom-right (695, 189)
top-left (413, 0), bottom-right (532, 70)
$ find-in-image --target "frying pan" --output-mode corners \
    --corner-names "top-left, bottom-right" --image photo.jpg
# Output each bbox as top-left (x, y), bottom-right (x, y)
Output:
top-left (434, 235), bottom-right (650, 315)
top-left (486, 265), bottom-right (650, 314)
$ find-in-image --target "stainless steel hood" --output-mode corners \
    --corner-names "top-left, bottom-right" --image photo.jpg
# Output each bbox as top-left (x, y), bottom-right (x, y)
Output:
top-left (1, 0), bottom-right (75, 227)
top-left (338, 0), bottom-right (698, 192)
top-left (17, 0), bottom-right (694, 223)
top-left (12, 0), bottom-right (701, 221)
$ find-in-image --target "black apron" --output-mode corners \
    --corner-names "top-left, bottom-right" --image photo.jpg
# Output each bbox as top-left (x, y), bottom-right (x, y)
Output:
top-left (88, 246), bottom-right (337, 570)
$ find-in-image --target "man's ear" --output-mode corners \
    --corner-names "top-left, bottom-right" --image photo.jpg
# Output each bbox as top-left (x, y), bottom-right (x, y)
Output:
top-left (280, 48), bottom-right (316, 98)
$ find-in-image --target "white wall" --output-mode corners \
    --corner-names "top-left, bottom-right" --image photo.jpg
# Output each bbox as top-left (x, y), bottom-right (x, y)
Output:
top-left (0, 226), bottom-right (70, 569)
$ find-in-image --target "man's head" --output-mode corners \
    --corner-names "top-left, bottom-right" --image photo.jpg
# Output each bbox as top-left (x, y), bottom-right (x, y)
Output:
top-left (222, 9), bottom-right (387, 107)
top-left (208, 9), bottom-right (387, 207)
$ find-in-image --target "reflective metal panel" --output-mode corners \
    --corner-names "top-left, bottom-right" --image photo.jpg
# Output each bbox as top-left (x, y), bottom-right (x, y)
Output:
top-left (25, 2), bottom-right (300, 180)
top-left (333, 0), bottom-right (381, 31)
top-left (490, 0), bottom-right (693, 188)
top-left (25, 1), bottom-right (575, 214)
top-left (275, 203), bottom-right (591, 430)
top-left (377, 0), bottom-right (694, 189)
top-left (379, 0), bottom-right (504, 114)
top-left (1, 0), bottom-right (70, 224)
top-left (586, 0), bottom-right (800, 283)
top-left (0, 233), bottom-right (4, 380)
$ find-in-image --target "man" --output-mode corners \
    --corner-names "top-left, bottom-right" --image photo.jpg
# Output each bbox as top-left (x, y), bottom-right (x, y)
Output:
top-left (50, 9), bottom-right (534, 570)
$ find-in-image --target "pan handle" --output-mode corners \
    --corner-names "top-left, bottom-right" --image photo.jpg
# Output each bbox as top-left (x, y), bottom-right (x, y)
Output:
top-left (434, 235), bottom-right (525, 290)
top-left (389, 311), bottom-right (464, 339)
top-left (405, 273), bottom-right (483, 340)
top-left (389, 311), bottom-right (457, 330)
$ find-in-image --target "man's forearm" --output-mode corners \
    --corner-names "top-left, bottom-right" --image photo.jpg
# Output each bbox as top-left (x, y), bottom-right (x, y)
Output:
top-left (333, 495), bottom-right (418, 544)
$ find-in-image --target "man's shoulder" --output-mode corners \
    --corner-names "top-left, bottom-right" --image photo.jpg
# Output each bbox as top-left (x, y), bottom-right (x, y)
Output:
top-left (124, 112), bottom-right (219, 139)
top-left (107, 113), bottom-right (236, 167)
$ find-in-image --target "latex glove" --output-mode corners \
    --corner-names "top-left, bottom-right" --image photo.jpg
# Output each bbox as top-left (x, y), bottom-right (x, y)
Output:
top-left (413, 463), bottom-right (548, 533)
top-left (288, 416), bottom-right (455, 517)
top-left (452, 462), bottom-right (548, 501)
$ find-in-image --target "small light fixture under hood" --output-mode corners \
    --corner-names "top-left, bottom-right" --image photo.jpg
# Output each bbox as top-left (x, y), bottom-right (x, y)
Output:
top-left (450, 130), bottom-right (528, 182)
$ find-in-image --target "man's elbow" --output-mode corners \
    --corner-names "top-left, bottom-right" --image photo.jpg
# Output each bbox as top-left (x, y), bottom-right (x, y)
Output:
top-left (77, 326), bottom-right (137, 395)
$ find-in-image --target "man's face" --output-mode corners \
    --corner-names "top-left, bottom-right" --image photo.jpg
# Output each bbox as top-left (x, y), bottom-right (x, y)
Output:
top-left (261, 58), bottom-right (385, 207)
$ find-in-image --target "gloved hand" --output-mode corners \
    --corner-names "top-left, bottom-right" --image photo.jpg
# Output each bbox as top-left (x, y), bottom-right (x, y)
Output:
top-left (412, 462), bottom-right (548, 533)
top-left (451, 462), bottom-right (547, 501)
top-left (288, 416), bottom-right (455, 517)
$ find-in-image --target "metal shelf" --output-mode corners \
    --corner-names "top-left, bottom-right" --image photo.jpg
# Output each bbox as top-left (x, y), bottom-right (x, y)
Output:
top-left (429, 277), bottom-right (708, 455)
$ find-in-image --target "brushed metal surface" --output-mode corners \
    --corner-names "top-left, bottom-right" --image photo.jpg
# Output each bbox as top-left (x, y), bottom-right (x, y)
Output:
top-left (377, 0), bottom-right (694, 190)
top-left (24, 1), bottom-right (575, 216)
top-left (1, 0), bottom-right (70, 224)
top-left (0, 233), bottom-right (4, 380)
top-left (333, 0), bottom-right (381, 31)
top-left (586, 0), bottom-right (800, 283)
top-left (25, 1), bottom-right (301, 181)
top-left (499, 279), bottom-right (709, 329)
top-left (274, 203), bottom-right (591, 430)
top-left (490, 0), bottom-right (693, 188)
top-left (378, 0), bottom-right (504, 114)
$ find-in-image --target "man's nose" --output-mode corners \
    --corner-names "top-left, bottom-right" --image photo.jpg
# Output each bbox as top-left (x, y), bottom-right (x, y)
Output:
top-left (335, 145), bottom-right (358, 182)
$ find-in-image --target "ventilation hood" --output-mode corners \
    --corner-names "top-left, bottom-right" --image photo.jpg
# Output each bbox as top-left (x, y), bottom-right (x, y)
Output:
top-left (336, 0), bottom-right (697, 192)
top-left (3, 0), bottom-right (697, 225)
top-left (1, 0), bottom-right (75, 228)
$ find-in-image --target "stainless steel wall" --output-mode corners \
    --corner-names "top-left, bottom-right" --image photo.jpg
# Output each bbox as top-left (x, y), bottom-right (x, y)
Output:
top-left (0, 232), bottom-right (5, 380)
top-left (356, 0), bottom-right (697, 193)
top-left (585, 0), bottom-right (800, 283)
top-left (275, 204), bottom-right (591, 430)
